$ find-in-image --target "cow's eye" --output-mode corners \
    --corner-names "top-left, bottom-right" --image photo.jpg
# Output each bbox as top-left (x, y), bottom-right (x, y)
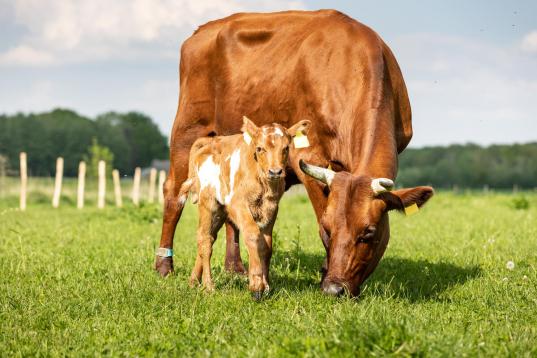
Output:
top-left (256, 147), bottom-right (264, 153)
top-left (363, 226), bottom-right (376, 240)
top-left (358, 226), bottom-right (376, 243)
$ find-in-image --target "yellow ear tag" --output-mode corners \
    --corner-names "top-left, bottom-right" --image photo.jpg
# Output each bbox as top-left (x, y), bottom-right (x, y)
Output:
top-left (327, 163), bottom-right (332, 170)
top-left (293, 130), bottom-right (310, 149)
top-left (404, 203), bottom-right (419, 216)
top-left (243, 131), bottom-right (252, 145)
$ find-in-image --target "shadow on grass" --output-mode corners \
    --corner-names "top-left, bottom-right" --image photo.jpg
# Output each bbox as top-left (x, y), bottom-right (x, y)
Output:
top-left (269, 249), bottom-right (481, 302)
top-left (366, 257), bottom-right (482, 302)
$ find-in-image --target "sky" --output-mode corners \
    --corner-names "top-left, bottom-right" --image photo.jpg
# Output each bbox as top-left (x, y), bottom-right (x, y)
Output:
top-left (0, 0), bottom-right (536, 147)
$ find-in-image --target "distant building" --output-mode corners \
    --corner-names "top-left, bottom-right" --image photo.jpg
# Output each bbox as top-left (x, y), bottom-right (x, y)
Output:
top-left (141, 159), bottom-right (169, 177)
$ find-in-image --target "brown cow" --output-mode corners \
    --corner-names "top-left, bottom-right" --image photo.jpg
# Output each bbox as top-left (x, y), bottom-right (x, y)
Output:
top-left (155, 9), bottom-right (434, 297)
top-left (179, 117), bottom-right (310, 298)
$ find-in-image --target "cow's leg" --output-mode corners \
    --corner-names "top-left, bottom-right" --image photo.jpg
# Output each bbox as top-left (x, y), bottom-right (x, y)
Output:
top-left (155, 126), bottom-right (206, 276)
top-left (155, 169), bottom-right (186, 276)
top-left (224, 221), bottom-right (246, 274)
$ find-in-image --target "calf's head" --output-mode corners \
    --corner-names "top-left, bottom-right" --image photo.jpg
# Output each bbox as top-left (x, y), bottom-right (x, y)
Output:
top-left (300, 161), bottom-right (434, 297)
top-left (242, 116), bottom-right (311, 181)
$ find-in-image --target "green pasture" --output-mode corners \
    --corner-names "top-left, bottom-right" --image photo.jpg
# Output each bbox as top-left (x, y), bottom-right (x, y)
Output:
top-left (0, 180), bottom-right (536, 356)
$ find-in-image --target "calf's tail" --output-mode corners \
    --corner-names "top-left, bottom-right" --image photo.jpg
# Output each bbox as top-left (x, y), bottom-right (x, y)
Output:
top-left (178, 177), bottom-right (198, 205)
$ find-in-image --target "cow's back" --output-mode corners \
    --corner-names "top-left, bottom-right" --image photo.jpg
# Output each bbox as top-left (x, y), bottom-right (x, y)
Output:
top-left (174, 10), bottom-right (412, 173)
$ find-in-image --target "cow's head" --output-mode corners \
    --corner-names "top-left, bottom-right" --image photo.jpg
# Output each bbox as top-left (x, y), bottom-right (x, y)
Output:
top-left (242, 116), bottom-right (311, 182)
top-left (299, 160), bottom-right (434, 297)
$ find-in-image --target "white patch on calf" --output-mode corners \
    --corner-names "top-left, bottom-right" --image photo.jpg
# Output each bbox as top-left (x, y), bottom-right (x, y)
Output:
top-left (273, 127), bottom-right (284, 136)
top-left (198, 155), bottom-right (223, 204)
top-left (224, 149), bottom-right (241, 205)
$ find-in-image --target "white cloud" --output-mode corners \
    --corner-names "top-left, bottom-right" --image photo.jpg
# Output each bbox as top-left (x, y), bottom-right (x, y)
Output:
top-left (521, 30), bottom-right (537, 53)
top-left (391, 33), bottom-right (537, 146)
top-left (2, 0), bottom-right (305, 66)
top-left (0, 45), bottom-right (55, 66)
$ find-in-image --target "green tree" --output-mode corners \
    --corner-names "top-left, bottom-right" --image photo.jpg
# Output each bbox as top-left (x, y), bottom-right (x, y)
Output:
top-left (82, 138), bottom-right (114, 178)
top-left (0, 108), bottom-right (169, 177)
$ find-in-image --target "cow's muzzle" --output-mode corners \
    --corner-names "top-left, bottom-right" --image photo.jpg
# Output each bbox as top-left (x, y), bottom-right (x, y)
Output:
top-left (321, 280), bottom-right (345, 297)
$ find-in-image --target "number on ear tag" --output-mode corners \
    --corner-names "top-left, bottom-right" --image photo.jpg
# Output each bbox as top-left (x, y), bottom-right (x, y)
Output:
top-left (404, 203), bottom-right (419, 216)
top-left (293, 130), bottom-right (310, 149)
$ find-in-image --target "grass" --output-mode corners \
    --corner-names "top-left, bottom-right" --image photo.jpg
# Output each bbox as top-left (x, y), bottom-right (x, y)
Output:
top-left (0, 181), bottom-right (536, 356)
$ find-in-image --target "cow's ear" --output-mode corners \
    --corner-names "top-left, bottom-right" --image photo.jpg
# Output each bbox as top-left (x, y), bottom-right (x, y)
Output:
top-left (379, 186), bottom-right (434, 211)
top-left (287, 120), bottom-right (311, 137)
top-left (241, 116), bottom-right (260, 137)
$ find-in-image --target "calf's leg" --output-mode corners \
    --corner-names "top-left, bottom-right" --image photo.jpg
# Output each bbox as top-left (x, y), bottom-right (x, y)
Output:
top-left (190, 206), bottom-right (222, 291)
top-left (261, 232), bottom-right (273, 292)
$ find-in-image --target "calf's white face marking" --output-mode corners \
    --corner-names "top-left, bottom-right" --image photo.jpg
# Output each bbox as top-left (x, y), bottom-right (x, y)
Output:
top-left (273, 127), bottom-right (284, 137)
top-left (224, 149), bottom-right (241, 205)
top-left (197, 155), bottom-right (223, 204)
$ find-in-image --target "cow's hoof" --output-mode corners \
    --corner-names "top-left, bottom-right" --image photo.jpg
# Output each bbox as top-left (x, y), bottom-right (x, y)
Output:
top-left (251, 291), bottom-right (263, 301)
top-left (155, 256), bottom-right (174, 277)
top-left (225, 261), bottom-right (247, 275)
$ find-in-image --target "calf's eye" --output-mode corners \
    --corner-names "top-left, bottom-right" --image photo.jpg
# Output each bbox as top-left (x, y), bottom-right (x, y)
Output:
top-left (256, 147), bottom-right (263, 153)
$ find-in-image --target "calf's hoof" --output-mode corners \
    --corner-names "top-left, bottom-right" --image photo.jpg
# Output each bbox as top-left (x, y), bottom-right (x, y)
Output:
top-left (188, 277), bottom-right (200, 287)
top-left (155, 256), bottom-right (174, 277)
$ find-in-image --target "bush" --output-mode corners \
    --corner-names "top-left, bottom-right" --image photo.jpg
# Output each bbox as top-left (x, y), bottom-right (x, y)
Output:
top-left (511, 196), bottom-right (530, 210)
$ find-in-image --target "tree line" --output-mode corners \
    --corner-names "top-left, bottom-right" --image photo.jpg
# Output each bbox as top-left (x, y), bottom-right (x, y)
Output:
top-left (1, 109), bottom-right (535, 188)
top-left (0, 109), bottom-right (169, 177)
top-left (397, 143), bottom-right (537, 189)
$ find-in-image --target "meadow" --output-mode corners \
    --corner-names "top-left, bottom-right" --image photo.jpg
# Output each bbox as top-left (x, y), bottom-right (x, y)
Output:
top-left (1, 178), bottom-right (536, 356)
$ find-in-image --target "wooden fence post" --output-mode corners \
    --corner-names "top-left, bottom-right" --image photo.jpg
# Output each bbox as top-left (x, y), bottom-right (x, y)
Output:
top-left (52, 157), bottom-right (64, 208)
top-left (132, 167), bottom-right (141, 206)
top-left (112, 169), bottom-right (122, 208)
top-left (97, 160), bottom-right (106, 209)
top-left (148, 168), bottom-right (157, 203)
top-left (20, 152), bottom-right (27, 211)
top-left (158, 170), bottom-right (166, 204)
top-left (77, 161), bottom-right (86, 209)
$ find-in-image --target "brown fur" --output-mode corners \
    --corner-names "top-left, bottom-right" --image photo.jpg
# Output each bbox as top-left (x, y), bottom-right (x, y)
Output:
top-left (156, 10), bottom-right (433, 297)
top-left (183, 117), bottom-right (310, 295)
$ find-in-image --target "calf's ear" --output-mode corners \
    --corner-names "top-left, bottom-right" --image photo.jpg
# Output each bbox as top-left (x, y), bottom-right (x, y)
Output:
top-left (287, 119), bottom-right (312, 137)
top-left (242, 116), bottom-right (260, 137)
top-left (379, 186), bottom-right (434, 212)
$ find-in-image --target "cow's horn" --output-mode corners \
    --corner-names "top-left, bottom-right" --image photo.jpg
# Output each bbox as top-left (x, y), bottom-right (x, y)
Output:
top-left (299, 160), bottom-right (335, 186)
top-left (371, 178), bottom-right (394, 195)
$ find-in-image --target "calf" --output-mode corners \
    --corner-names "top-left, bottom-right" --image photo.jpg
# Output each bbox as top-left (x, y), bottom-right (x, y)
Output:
top-left (179, 116), bottom-right (311, 299)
